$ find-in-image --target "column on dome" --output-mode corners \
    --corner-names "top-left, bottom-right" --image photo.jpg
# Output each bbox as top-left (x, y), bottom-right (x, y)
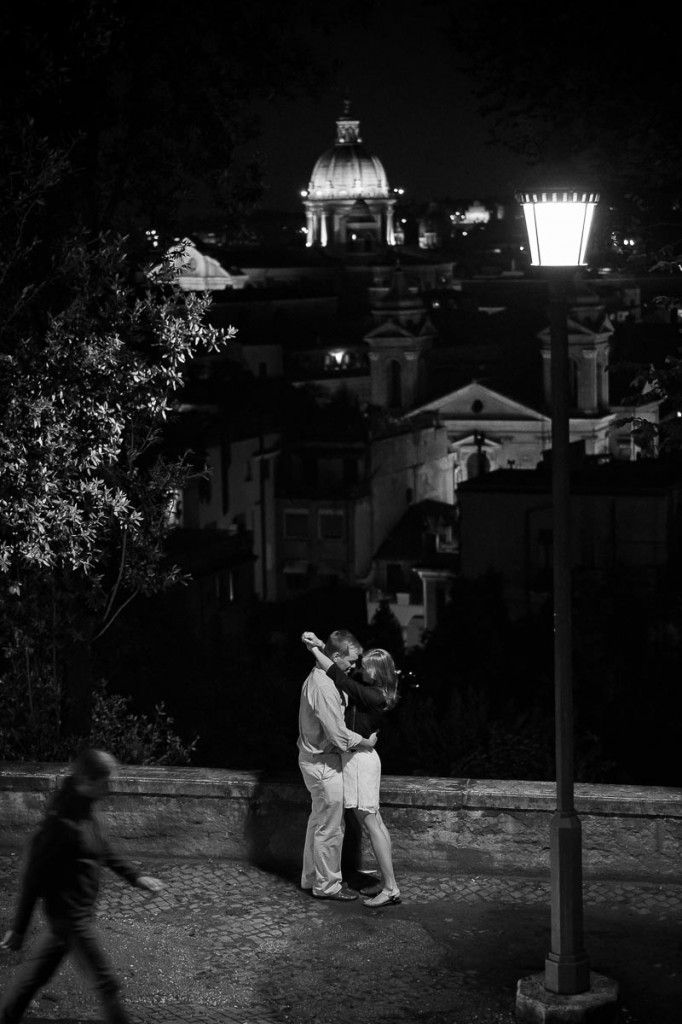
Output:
top-left (386, 205), bottom-right (395, 246)
top-left (305, 209), bottom-right (315, 248)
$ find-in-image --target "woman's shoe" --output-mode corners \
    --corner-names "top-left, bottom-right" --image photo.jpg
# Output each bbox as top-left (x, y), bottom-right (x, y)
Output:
top-left (359, 882), bottom-right (383, 897)
top-left (363, 888), bottom-right (401, 908)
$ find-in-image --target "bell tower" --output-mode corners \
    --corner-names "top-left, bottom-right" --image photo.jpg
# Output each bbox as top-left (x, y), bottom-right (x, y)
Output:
top-left (539, 292), bottom-right (613, 415)
top-left (365, 266), bottom-right (436, 411)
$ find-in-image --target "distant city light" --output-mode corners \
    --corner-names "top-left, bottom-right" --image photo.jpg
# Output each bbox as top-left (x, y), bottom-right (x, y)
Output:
top-left (300, 190), bottom-right (308, 197)
top-left (146, 228), bottom-right (160, 249)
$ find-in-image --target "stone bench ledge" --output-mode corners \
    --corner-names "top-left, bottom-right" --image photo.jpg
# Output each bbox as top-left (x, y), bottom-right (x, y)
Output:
top-left (2, 764), bottom-right (681, 819)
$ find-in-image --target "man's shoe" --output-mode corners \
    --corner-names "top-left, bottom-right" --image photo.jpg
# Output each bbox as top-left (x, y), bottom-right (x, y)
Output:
top-left (313, 888), bottom-right (359, 901)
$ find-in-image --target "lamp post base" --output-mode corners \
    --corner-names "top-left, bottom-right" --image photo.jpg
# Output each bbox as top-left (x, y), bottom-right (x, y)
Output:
top-left (516, 972), bottom-right (619, 1023)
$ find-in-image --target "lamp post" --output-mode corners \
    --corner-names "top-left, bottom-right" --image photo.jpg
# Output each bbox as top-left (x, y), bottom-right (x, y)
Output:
top-left (516, 189), bottom-right (598, 996)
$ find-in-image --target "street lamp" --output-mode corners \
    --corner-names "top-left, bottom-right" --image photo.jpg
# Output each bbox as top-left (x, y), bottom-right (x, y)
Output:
top-left (516, 189), bottom-right (598, 997)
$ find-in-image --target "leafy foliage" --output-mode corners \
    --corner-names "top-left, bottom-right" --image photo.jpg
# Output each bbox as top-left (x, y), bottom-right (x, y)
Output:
top-left (88, 681), bottom-right (198, 766)
top-left (0, 676), bottom-right (197, 766)
top-left (0, 122), bottom-right (236, 742)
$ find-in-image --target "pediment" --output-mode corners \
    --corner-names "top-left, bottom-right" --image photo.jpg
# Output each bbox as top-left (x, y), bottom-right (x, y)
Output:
top-left (408, 381), bottom-right (548, 422)
top-left (365, 319), bottom-right (420, 342)
top-left (538, 315), bottom-right (615, 344)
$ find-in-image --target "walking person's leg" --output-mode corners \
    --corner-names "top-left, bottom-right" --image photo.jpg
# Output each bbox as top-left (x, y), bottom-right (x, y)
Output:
top-left (0, 926), bottom-right (68, 1024)
top-left (70, 919), bottom-right (132, 1024)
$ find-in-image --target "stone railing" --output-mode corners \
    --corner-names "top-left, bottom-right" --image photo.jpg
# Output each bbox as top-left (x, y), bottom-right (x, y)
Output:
top-left (1, 763), bottom-right (681, 881)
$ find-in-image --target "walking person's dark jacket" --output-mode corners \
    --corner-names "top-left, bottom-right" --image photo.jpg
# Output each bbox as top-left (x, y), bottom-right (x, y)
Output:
top-left (11, 776), bottom-right (140, 938)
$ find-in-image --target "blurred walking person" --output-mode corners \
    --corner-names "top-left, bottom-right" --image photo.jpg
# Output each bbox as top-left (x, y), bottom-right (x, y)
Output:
top-left (0, 749), bottom-right (163, 1024)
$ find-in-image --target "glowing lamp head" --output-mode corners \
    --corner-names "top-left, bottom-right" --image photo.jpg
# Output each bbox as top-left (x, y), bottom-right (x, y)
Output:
top-left (515, 189), bottom-right (599, 267)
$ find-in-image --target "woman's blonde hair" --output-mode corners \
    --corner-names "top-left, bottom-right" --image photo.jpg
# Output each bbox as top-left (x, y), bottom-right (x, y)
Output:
top-left (361, 648), bottom-right (399, 710)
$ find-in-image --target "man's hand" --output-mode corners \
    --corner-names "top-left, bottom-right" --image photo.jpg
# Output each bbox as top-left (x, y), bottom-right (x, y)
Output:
top-left (0, 929), bottom-right (22, 951)
top-left (137, 876), bottom-right (164, 893)
top-left (368, 731), bottom-right (379, 748)
top-left (301, 631), bottom-right (324, 649)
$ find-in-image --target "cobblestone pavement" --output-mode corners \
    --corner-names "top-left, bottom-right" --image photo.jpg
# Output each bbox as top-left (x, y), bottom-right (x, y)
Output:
top-left (1, 855), bottom-right (681, 1024)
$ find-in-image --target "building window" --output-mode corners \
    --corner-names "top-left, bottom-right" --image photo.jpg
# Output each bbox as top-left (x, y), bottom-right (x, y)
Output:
top-left (284, 509), bottom-right (310, 539)
top-left (536, 528), bottom-right (553, 571)
top-left (343, 458), bottom-right (359, 486)
top-left (318, 509), bottom-right (345, 540)
top-left (283, 560), bottom-right (310, 591)
top-left (388, 360), bottom-right (402, 408)
top-left (324, 350), bottom-right (350, 371)
top-left (386, 562), bottom-right (407, 593)
top-left (303, 454), bottom-right (318, 486)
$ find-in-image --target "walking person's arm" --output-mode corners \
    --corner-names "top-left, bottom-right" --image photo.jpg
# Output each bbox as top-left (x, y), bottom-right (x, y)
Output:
top-left (99, 830), bottom-right (164, 893)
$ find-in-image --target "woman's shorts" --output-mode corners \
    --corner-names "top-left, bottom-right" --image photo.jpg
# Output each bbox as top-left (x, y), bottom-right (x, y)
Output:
top-left (341, 747), bottom-right (381, 813)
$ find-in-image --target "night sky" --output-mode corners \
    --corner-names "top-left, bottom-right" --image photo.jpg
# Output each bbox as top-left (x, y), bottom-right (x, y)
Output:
top-left (251, 1), bottom-right (528, 210)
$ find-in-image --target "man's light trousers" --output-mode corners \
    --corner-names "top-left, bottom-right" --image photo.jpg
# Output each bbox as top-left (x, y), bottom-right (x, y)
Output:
top-left (298, 751), bottom-right (344, 896)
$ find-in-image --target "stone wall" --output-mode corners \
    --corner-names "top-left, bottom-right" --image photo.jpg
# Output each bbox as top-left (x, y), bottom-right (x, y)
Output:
top-left (1, 763), bottom-right (681, 882)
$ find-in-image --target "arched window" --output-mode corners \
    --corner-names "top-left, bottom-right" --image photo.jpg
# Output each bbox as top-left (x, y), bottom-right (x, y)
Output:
top-left (466, 450), bottom-right (490, 479)
top-left (388, 359), bottom-right (402, 408)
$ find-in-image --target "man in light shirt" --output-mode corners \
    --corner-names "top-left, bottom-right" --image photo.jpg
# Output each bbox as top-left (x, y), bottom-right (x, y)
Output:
top-left (298, 629), bottom-right (377, 900)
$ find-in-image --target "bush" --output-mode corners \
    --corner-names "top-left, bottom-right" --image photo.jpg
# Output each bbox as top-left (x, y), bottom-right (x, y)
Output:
top-left (0, 677), bottom-right (197, 766)
top-left (88, 681), bottom-right (198, 766)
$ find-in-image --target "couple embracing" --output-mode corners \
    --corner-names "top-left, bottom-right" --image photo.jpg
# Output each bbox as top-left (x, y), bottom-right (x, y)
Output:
top-left (297, 629), bottom-right (401, 908)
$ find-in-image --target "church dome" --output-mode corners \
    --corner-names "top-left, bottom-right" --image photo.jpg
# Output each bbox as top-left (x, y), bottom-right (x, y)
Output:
top-left (307, 104), bottom-right (389, 201)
